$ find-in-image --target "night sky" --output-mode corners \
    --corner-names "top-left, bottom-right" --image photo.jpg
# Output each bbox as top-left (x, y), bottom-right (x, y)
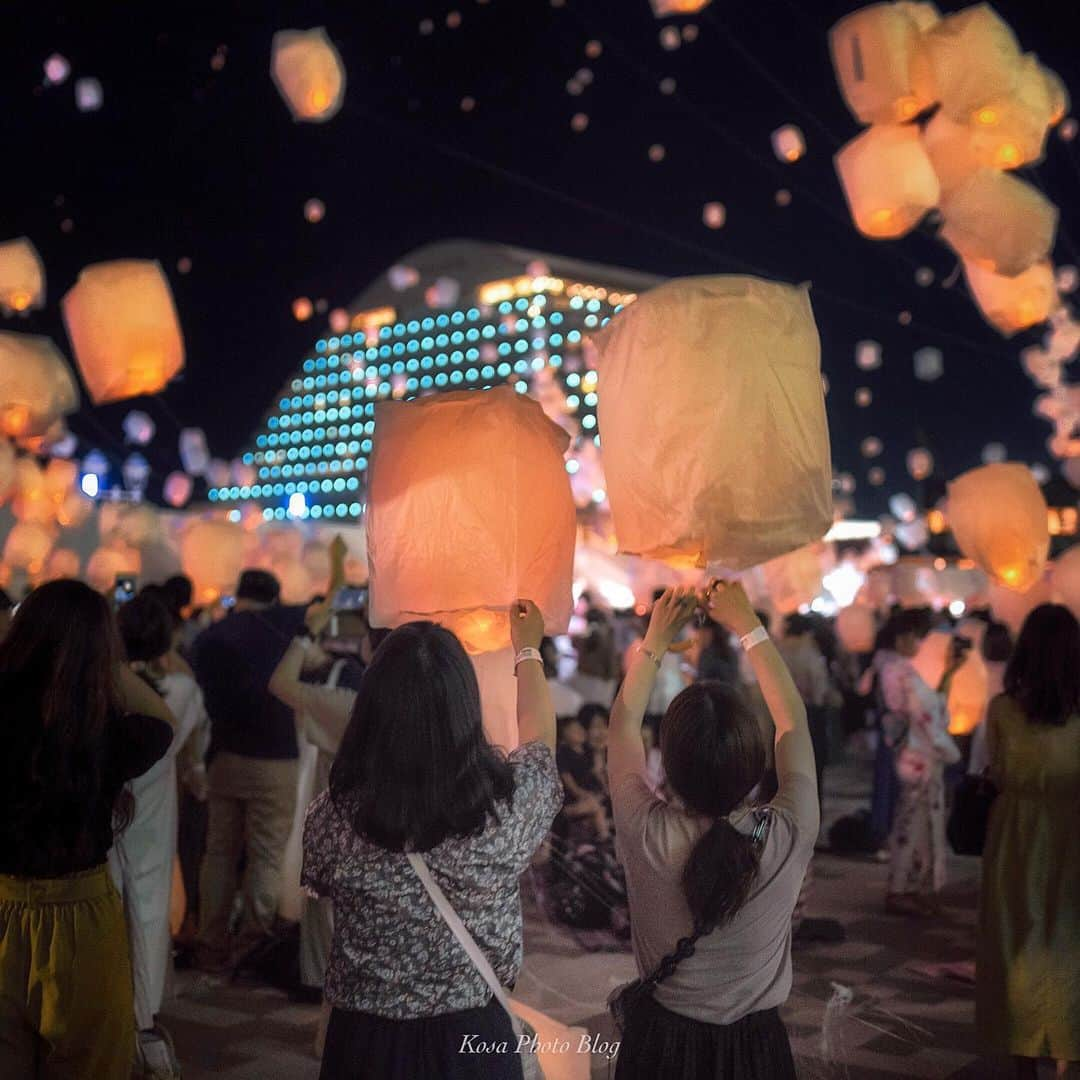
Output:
top-left (4, 0), bottom-right (1080, 517)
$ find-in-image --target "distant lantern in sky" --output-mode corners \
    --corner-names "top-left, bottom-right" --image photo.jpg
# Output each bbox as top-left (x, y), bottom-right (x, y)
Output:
top-left (419, 18), bottom-right (434, 35)
top-left (303, 198), bottom-right (325, 223)
top-left (861, 436), bottom-right (883, 458)
top-left (425, 277), bottom-right (460, 308)
top-left (328, 307), bottom-right (349, 333)
top-left (775, 189), bottom-right (792, 207)
top-left (43, 53), bottom-right (70, 86)
top-left (835, 124), bottom-right (939, 238)
top-left (889, 492), bottom-right (918, 522)
top-left (62, 259), bottom-right (185, 405)
top-left (0, 237), bottom-right (46, 316)
top-left (913, 346), bottom-right (944, 381)
top-left (659, 77), bottom-right (676, 95)
top-left (1056, 265), bottom-right (1079, 294)
top-left (122, 409), bottom-right (155, 446)
top-left (122, 453), bottom-right (150, 493)
top-left (868, 466), bottom-right (886, 486)
top-left (82, 449), bottom-right (109, 478)
top-left (967, 54), bottom-right (1055, 171)
top-left (446, 10), bottom-right (462, 28)
top-left (648, 143), bottom-right (666, 162)
top-left (292, 296), bottom-right (313, 321)
top-left (387, 264), bottom-right (419, 291)
top-left (460, 95), bottom-right (476, 112)
top-left (182, 521), bottom-right (245, 604)
top-left (907, 447), bottom-right (934, 480)
top-left (855, 387), bottom-right (872, 407)
top-left (585, 40), bottom-right (603, 59)
top-left (176, 256), bottom-right (192, 275)
top-left (270, 27), bottom-right (345, 123)
top-left (570, 112), bottom-right (589, 132)
top-left (856, 340), bottom-right (882, 370)
top-left (1060, 117), bottom-right (1078, 142)
top-left (659, 26), bottom-right (681, 51)
top-left (964, 258), bottom-right (1056, 337)
top-left (594, 275), bottom-right (831, 572)
top-left (915, 266), bottom-right (934, 287)
top-left (75, 77), bottom-right (103, 112)
top-left (178, 427), bottom-right (210, 476)
top-left (702, 202), bottom-right (726, 229)
top-left (771, 125), bottom-right (806, 163)
top-left (948, 462), bottom-right (1049, 592)
top-left (163, 470), bottom-right (193, 508)
top-left (650, 0), bottom-right (712, 14)
top-left (0, 332), bottom-right (79, 439)
top-left (4, 522), bottom-right (53, 573)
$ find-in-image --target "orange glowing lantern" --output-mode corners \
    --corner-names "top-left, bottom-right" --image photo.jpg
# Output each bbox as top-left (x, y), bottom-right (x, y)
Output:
top-left (988, 575), bottom-right (1054, 635)
top-left (62, 260), bottom-right (184, 405)
top-left (56, 489), bottom-right (93, 529)
top-left (1043, 66), bottom-right (1069, 126)
top-left (0, 237), bottom-right (46, 316)
top-left (271, 27), bottom-right (345, 123)
top-left (86, 546), bottom-right (142, 594)
top-left (836, 124), bottom-right (940, 238)
top-left (594, 275), bottom-right (831, 572)
top-left (829, 4), bottom-right (934, 124)
top-left (0, 440), bottom-right (15, 503)
top-left (12, 458), bottom-right (52, 525)
top-left (759, 543), bottom-right (825, 616)
top-left (649, 0), bottom-right (712, 14)
top-left (947, 463), bottom-right (1049, 592)
top-left (940, 169), bottom-right (1056, 277)
top-left (181, 521), bottom-right (244, 604)
top-left (367, 385), bottom-right (576, 653)
top-left (771, 125), bottom-right (806, 163)
top-left (3, 521), bottom-right (53, 572)
top-left (922, 110), bottom-right (984, 197)
top-left (163, 471), bottom-right (193, 508)
top-left (0, 332), bottom-right (79, 439)
top-left (1052, 545), bottom-right (1080, 620)
top-left (912, 629), bottom-right (989, 734)
top-left (964, 258), bottom-right (1056, 336)
top-left (43, 547), bottom-right (80, 581)
top-left (836, 602), bottom-right (876, 653)
top-left (270, 559), bottom-right (314, 605)
top-left (968, 54), bottom-right (1054, 170)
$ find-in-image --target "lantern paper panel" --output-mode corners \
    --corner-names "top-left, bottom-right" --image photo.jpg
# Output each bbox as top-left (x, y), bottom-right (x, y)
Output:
top-left (367, 386), bottom-right (576, 654)
top-left (921, 110), bottom-right (984, 197)
top-left (181, 521), bottom-right (245, 604)
top-left (3, 521), bottom-right (53, 572)
top-left (829, 4), bottom-right (934, 124)
top-left (43, 458), bottom-right (77, 504)
top-left (650, 0), bottom-right (712, 13)
top-left (836, 603), bottom-right (877, 653)
top-left (0, 439), bottom-right (15, 503)
top-left (911, 629), bottom-right (989, 734)
top-left (271, 559), bottom-right (314, 605)
top-left (62, 260), bottom-right (184, 405)
top-left (0, 237), bottom-right (46, 316)
top-left (44, 547), bottom-right (80, 582)
top-left (56, 489), bottom-right (93, 529)
top-left (964, 258), bottom-right (1056, 336)
top-left (894, 2), bottom-right (941, 34)
top-left (758, 543), bottom-right (825, 616)
top-left (12, 458), bottom-right (52, 525)
top-left (940, 169), bottom-right (1057, 277)
top-left (271, 28), bottom-right (345, 123)
top-left (0, 333), bottom-right (80, 440)
top-left (968, 54), bottom-right (1054, 170)
top-left (947, 462), bottom-right (1049, 591)
top-left (86, 546), bottom-right (142, 594)
top-left (835, 125), bottom-right (940, 238)
top-left (469, 647), bottom-right (519, 752)
top-left (988, 574), bottom-right (1055, 634)
top-left (164, 471), bottom-right (193, 508)
top-left (594, 275), bottom-right (832, 573)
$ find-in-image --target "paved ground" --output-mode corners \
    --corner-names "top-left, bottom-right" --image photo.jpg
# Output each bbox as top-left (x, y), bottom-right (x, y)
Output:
top-left (160, 762), bottom-right (1036, 1079)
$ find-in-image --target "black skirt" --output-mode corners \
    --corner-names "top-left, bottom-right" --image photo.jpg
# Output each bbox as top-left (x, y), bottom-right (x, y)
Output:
top-left (614, 995), bottom-right (797, 1080)
top-left (320, 998), bottom-right (524, 1080)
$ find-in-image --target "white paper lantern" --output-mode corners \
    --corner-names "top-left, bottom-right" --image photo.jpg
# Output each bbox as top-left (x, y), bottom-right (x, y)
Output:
top-left (163, 471), bottom-right (193, 508)
top-left (182, 521), bottom-right (244, 604)
top-left (967, 54), bottom-right (1054, 170)
top-left (0, 237), bottom-right (46, 316)
top-left (0, 332), bottom-right (79, 440)
top-left (122, 453), bottom-right (151, 493)
top-left (270, 27), bottom-right (345, 123)
top-left (964, 258), bottom-right (1056, 336)
top-left (771, 125), bottom-right (806, 163)
top-left (856, 339), bottom-right (883, 370)
top-left (75, 77), bottom-right (103, 112)
top-left (836, 603), bottom-right (877, 653)
top-left (122, 410), bottom-right (155, 446)
top-left (179, 428), bottom-right (210, 476)
top-left (906, 448), bottom-right (934, 480)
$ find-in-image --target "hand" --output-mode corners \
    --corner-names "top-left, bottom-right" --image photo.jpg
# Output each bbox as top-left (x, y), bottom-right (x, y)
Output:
top-left (305, 600), bottom-right (333, 638)
top-left (643, 586), bottom-right (699, 655)
top-left (329, 535), bottom-right (348, 566)
top-left (510, 599), bottom-right (544, 652)
top-left (703, 579), bottom-right (760, 637)
top-left (944, 637), bottom-right (969, 675)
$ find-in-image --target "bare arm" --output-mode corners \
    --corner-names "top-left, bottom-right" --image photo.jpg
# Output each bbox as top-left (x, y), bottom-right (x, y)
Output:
top-left (116, 663), bottom-right (178, 736)
top-left (512, 600), bottom-right (556, 750)
top-left (269, 601), bottom-right (332, 711)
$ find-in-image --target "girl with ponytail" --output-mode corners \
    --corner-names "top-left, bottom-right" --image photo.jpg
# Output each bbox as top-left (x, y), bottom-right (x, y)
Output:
top-left (607, 582), bottom-right (819, 1080)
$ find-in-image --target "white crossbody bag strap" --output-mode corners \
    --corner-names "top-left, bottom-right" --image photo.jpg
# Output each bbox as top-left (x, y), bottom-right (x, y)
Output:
top-left (406, 853), bottom-right (523, 1039)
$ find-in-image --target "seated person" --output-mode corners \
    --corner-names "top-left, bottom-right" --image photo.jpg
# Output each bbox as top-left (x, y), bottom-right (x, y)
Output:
top-left (541, 636), bottom-right (585, 719)
top-left (555, 714), bottom-right (610, 842)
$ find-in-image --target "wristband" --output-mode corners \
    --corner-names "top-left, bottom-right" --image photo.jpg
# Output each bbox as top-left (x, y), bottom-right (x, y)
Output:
top-left (638, 644), bottom-right (663, 668)
top-left (294, 634), bottom-right (314, 652)
top-left (739, 625), bottom-right (769, 652)
top-left (513, 647), bottom-right (543, 674)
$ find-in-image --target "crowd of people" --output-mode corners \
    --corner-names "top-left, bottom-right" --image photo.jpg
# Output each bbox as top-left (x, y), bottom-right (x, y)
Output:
top-left (0, 548), bottom-right (1076, 1079)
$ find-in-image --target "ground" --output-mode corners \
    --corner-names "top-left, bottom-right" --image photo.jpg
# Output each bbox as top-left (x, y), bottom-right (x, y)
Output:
top-left (160, 763), bottom-right (1036, 1079)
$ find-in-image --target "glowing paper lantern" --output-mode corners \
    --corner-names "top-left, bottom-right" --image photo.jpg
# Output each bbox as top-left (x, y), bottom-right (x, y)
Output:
top-left (304, 198), bottom-right (325, 223)
top-left (292, 297), bottom-right (313, 322)
top-left (912, 629), bottom-right (989, 735)
top-left (387, 265), bottom-right (419, 291)
top-left (1043, 67), bottom-right (1069, 126)
top-left (948, 462), bottom-right (1049, 591)
top-left (914, 346), bottom-right (944, 381)
top-left (178, 428), bottom-right (210, 476)
top-left (889, 493), bottom-right (918, 522)
top-left (43, 459), bottom-right (77, 505)
top-left (650, 0), bottom-right (712, 14)
top-left (964, 259), bottom-right (1056, 336)
top-left (835, 125), bottom-right (940, 238)
top-left (82, 449), bottom-right (109, 478)
top-left (367, 386), bottom-right (576, 654)
top-left (771, 125), bottom-right (806, 163)
top-left (836, 603), bottom-right (876, 653)
top-left (1052, 545), bottom-right (1080, 620)
top-left (181, 521), bottom-right (244, 603)
top-left (856, 339), bottom-right (882, 370)
top-left (829, 4), bottom-right (934, 124)
top-left (270, 28), bottom-right (345, 123)
top-left (968, 54), bottom-right (1054, 170)
top-left (861, 436), bottom-right (883, 458)
top-left (595, 275), bottom-right (832, 571)
top-left (916, 4), bottom-right (1022, 122)
top-left (989, 575), bottom-right (1054, 635)
top-left (0, 333), bottom-right (79, 439)
top-left (906, 448), bottom-right (934, 481)
top-left (86, 546), bottom-right (141, 594)
top-left (44, 548), bottom-right (80, 581)
top-left (44, 54), bottom-right (70, 86)
top-left (75, 77), bottom-right (103, 112)
top-left (940, 170), bottom-right (1056, 277)
top-left (207, 459), bottom-right (231, 488)
top-left (122, 453), bottom-right (150, 494)
top-left (328, 307), bottom-right (349, 333)
top-left (3, 522), bottom-right (53, 572)
top-left (0, 237), bottom-right (45, 315)
top-left (62, 259), bottom-right (184, 405)
top-left (163, 471), bottom-right (193, 508)
top-left (759, 543), bottom-right (824, 615)
top-left (702, 202), bottom-right (726, 228)
top-left (122, 410), bottom-right (155, 445)
top-left (272, 559), bottom-right (315, 605)
top-left (231, 459), bottom-right (257, 488)
top-left (56, 489), bottom-right (93, 529)
top-left (921, 110), bottom-right (983, 197)
top-left (0, 440), bottom-right (15, 503)
top-left (425, 277), bottom-right (460, 309)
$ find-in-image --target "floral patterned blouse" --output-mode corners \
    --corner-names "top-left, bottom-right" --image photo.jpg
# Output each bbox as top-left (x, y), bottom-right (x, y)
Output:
top-left (301, 740), bottom-right (562, 1019)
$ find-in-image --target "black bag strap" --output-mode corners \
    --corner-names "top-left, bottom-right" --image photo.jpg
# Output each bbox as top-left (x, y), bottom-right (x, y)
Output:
top-left (640, 807), bottom-right (773, 993)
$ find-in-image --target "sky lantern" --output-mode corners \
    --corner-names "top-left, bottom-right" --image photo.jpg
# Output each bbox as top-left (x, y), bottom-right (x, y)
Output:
top-left (181, 520), bottom-right (244, 604)
top-left (328, 307), bottom-right (349, 333)
top-left (836, 603), bottom-right (876, 653)
top-left (828, 4), bottom-right (934, 124)
top-left (1052, 545), bottom-right (1080, 620)
top-left (56, 489), bottom-right (93, 529)
top-left (62, 259), bottom-right (185, 405)
top-left (988, 574), bottom-right (1054, 634)
top-left (835, 125), bottom-right (940, 238)
top-left (0, 237), bottom-right (45, 316)
top-left (74, 77), bottom-right (103, 112)
top-left (771, 125), bottom-right (806, 163)
top-left (906, 447), bottom-right (934, 480)
top-left (271, 558), bottom-right (314, 605)
top-left (3, 522), bottom-right (53, 573)
top-left (292, 297), bottom-right (313, 321)
top-left (702, 202), bottom-right (726, 228)
top-left (649, 0), bottom-right (712, 14)
top-left (964, 258), bottom-right (1056, 336)
top-left (425, 277), bottom-right (461, 308)
top-left (163, 470), bottom-right (193, 508)
top-left (122, 409), bottom-right (155, 445)
top-left (940, 169), bottom-right (1056, 277)
top-left (0, 332), bottom-right (79, 440)
top-left (0, 440), bottom-right (15, 503)
top-left (913, 346), bottom-right (944, 381)
top-left (86, 546), bottom-right (141, 594)
top-left (43, 458), bottom-right (77, 505)
top-left (207, 459), bottom-right (231, 488)
top-left (968, 54), bottom-right (1054, 170)
top-left (948, 462), bottom-right (1049, 592)
top-left (231, 459), bottom-right (257, 487)
top-left (921, 110), bottom-right (984, 197)
top-left (44, 548), bottom-right (80, 582)
top-left (178, 428), bottom-right (210, 476)
top-left (912, 629), bottom-right (989, 735)
top-left (303, 198), bottom-right (325, 223)
top-left (367, 386), bottom-right (576, 654)
top-left (759, 543), bottom-right (825, 615)
top-left (122, 453), bottom-right (151, 494)
top-left (856, 339), bottom-right (882, 370)
top-left (271, 27), bottom-right (345, 123)
top-left (594, 275), bottom-right (831, 572)
top-left (1043, 66), bottom-right (1069, 126)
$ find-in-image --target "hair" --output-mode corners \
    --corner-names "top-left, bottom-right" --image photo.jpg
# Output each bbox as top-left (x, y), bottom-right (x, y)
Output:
top-left (1004, 604), bottom-right (1080, 726)
top-left (874, 607), bottom-right (930, 652)
top-left (660, 681), bottom-right (767, 931)
top-left (784, 613), bottom-right (814, 637)
top-left (160, 574), bottom-right (193, 616)
top-left (329, 621), bottom-right (515, 851)
top-left (540, 635), bottom-right (559, 679)
top-left (236, 569), bottom-right (281, 605)
top-left (117, 590), bottom-right (175, 664)
top-left (0, 579), bottom-right (133, 851)
top-left (981, 621), bottom-right (1014, 664)
top-left (0, 587), bottom-right (13, 612)
top-left (577, 702), bottom-right (610, 730)
top-left (754, 609), bottom-right (771, 633)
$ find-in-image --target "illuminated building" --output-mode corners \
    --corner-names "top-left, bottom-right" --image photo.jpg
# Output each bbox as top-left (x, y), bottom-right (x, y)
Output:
top-left (210, 240), bottom-right (660, 522)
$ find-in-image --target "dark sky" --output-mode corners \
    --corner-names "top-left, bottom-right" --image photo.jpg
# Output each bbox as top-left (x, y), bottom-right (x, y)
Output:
top-left (3, 0), bottom-right (1080, 516)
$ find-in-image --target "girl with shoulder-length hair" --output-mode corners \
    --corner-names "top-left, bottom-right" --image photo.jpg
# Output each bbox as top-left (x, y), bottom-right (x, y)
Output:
top-left (302, 600), bottom-right (562, 1080)
top-left (0, 579), bottom-right (176, 1079)
top-left (977, 603), bottom-right (1080, 1076)
top-left (607, 582), bottom-right (819, 1080)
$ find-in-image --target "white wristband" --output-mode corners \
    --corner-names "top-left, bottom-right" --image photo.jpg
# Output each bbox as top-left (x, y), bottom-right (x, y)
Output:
top-left (739, 625), bottom-right (769, 652)
top-left (514, 647), bottom-right (543, 673)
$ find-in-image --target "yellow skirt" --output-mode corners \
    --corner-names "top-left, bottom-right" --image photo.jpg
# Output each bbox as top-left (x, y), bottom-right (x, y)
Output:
top-left (0, 863), bottom-right (134, 1078)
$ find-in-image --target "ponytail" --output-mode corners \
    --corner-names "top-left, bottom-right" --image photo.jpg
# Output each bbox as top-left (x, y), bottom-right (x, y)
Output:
top-left (682, 817), bottom-right (763, 931)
